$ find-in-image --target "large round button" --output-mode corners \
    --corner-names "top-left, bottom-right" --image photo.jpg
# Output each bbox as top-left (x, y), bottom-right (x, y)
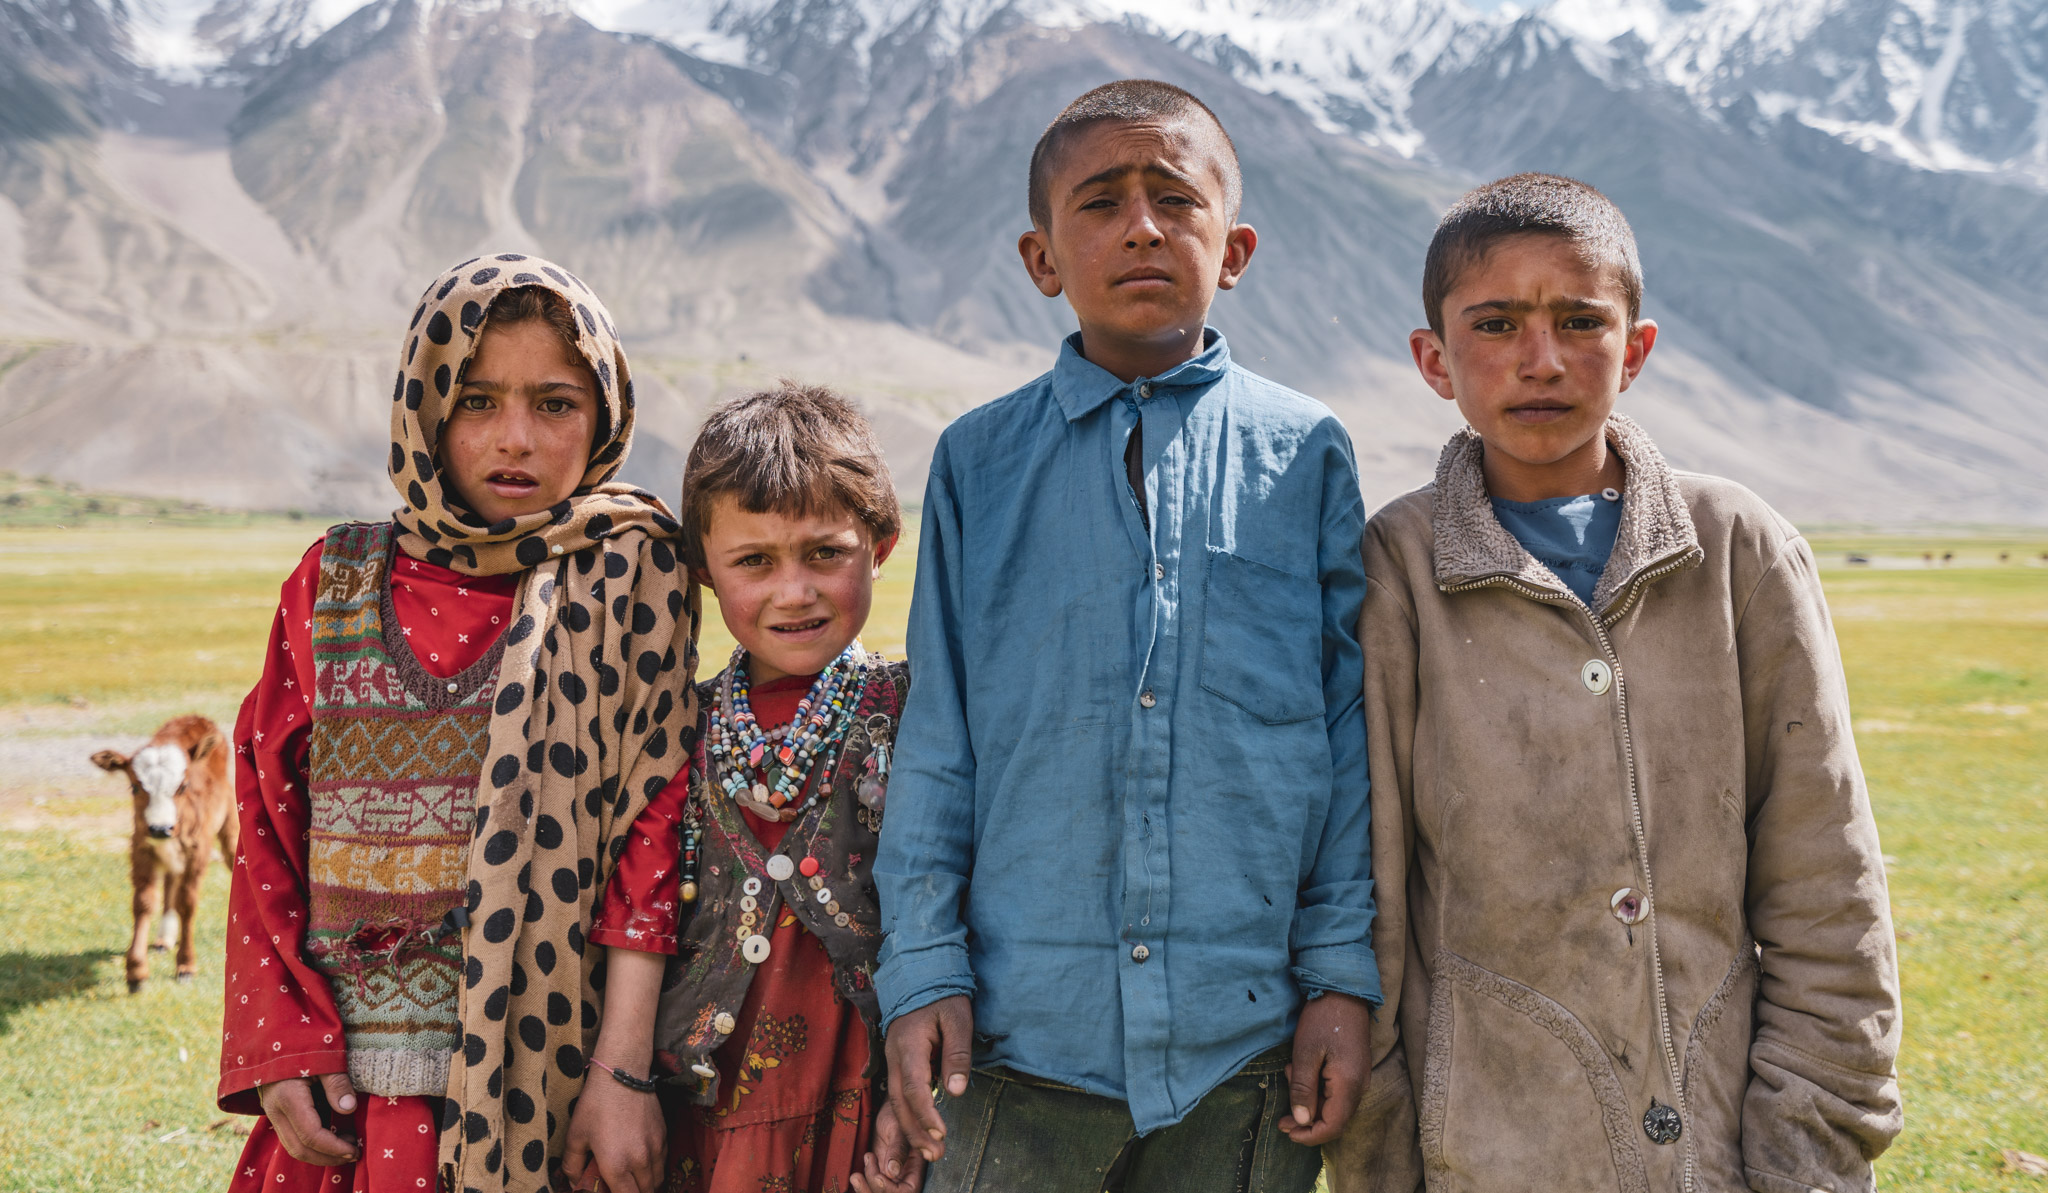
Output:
top-left (1643, 1100), bottom-right (1682, 1144)
top-left (739, 895), bottom-right (758, 913)
top-left (1582, 659), bottom-right (1613, 695)
top-left (766, 855), bottom-right (795, 882)
top-left (1611, 887), bottom-right (1649, 925)
top-left (742, 877), bottom-right (762, 897)
top-left (1131, 944), bottom-right (1150, 963)
top-left (713, 1012), bottom-right (736, 1035)
top-left (742, 934), bottom-right (772, 964)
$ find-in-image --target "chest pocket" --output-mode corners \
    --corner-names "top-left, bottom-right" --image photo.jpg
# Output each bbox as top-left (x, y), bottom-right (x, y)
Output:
top-left (1199, 548), bottom-right (1324, 725)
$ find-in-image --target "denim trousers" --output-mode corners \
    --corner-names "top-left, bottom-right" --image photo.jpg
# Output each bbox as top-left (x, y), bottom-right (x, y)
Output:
top-left (922, 1045), bottom-right (1322, 1193)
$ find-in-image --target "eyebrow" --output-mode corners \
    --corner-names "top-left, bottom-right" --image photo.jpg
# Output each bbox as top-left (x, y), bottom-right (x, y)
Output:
top-left (1069, 160), bottom-right (1203, 199)
top-left (458, 377), bottom-right (590, 393)
top-left (1460, 295), bottom-right (1617, 316)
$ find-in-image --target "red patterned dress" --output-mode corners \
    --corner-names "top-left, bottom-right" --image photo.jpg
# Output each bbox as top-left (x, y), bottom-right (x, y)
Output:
top-left (593, 673), bottom-right (875, 1193)
top-left (219, 538), bottom-right (518, 1193)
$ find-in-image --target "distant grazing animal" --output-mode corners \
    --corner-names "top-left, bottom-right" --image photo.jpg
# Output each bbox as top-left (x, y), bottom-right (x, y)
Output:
top-left (91, 715), bottom-right (239, 992)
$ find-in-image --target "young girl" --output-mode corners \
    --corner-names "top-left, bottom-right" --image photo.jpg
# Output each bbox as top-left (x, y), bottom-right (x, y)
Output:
top-left (218, 257), bottom-right (699, 1193)
top-left (562, 384), bottom-right (921, 1193)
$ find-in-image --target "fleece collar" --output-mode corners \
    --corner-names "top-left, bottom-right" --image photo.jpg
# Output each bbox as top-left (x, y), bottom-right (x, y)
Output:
top-left (1430, 413), bottom-right (1701, 618)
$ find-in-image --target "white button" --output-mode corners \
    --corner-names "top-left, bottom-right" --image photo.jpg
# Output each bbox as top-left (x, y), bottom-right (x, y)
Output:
top-left (1582, 660), bottom-right (1613, 695)
top-left (815, 888), bottom-right (833, 904)
top-left (550, 543), bottom-right (564, 555)
top-left (742, 934), bottom-right (772, 964)
top-left (446, 682), bottom-right (459, 693)
top-left (1139, 690), bottom-right (1156, 708)
top-left (742, 877), bottom-right (762, 897)
top-left (739, 895), bottom-right (757, 913)
top-left (1154, 563), bottom-right (1164, 580)
top-left (1610, 887), bottom-right (1649, 925)
top-left (713, 1012), bottom-right (736, 1035)
top-left (766, 855), bottom-right (795, 882)
top-left (690, 1062), bottom-right (717, 1079)
top-left (1131, 944), bottom-right (1150, 963)
top-left (1138, 382), bottom-right (1152, 398)
top-left (1601, 487), bottom-right (1622, 502)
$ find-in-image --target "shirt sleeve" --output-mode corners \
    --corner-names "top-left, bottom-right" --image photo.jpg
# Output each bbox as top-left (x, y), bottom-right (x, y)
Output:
top-left (590, 769), bottom-right (692, 955)
top-left (1736, 535), bottom-right (1902, 1187)
top-left (1286, 421), bottom-right (1381, 1006)
top-left (873, 440), bottom-right (980, 1031)
top-left (218, 542), bottom-right (350, 1114)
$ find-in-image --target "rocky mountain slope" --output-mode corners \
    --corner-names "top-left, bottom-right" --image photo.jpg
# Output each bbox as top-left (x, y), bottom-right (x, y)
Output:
top-left (1, 0), bottom-right (2043, 521)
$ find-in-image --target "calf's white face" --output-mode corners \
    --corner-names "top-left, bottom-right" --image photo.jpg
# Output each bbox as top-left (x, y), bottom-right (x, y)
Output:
top-left (130, 743), bottom-right (188, 835)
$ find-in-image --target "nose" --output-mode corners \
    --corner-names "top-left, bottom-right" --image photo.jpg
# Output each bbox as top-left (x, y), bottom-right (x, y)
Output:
top-left (497, 406), bottom-right (538, 457)
top-left (1522, 327), bottom-right (1566, 382)
top-left (147, 824), bottom-right (174, 839)
top-left (1123, 199), bottom-right (1164, 250)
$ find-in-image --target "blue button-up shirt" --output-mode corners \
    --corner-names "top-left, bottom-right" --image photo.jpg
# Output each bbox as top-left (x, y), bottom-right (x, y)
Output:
top-left (875, 331), bottom-right (1378, 1133)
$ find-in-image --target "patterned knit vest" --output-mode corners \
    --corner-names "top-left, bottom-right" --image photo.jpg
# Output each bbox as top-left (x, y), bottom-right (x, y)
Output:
top-left (305, 522), bottom-right (506, 1097)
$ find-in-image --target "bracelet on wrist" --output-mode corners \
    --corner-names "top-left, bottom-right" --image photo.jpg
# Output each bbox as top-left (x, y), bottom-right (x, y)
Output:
top-left (587, 1058), bottom-right (660, 1093)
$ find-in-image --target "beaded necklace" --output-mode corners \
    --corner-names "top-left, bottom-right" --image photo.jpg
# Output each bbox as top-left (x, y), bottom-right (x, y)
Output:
top-left (706, 643), bottom-right (866, 823)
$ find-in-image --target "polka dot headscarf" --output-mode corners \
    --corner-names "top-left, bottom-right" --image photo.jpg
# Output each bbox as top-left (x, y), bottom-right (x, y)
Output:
top-left (392, 256), bottom-right (702, 1191)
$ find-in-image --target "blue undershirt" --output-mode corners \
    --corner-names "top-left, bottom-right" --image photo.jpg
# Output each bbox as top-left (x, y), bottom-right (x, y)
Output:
top-left (1490, 491), bottom-right (1624, 606)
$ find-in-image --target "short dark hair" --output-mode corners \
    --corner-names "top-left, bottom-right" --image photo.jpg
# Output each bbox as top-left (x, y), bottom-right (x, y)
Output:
top-left (679, 382), bottom-right (902, 569)
top-left (1421, 173), bottom-right (1643, 336)
top-left (485, 285), bottom-right (581, 355)
top-left (1027, 79), bottom-right (1242, 230)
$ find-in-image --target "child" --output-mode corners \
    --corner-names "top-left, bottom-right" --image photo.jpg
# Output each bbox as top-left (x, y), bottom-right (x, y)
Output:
top-left (218, 258), bottom-right (699, 1193)
top-left (563, 384), bottom-right (919, 1193)
top-left (872, 80), bottom-right (1380, 1193)
top-left (1327, 173), bottom-right (1903, 1191)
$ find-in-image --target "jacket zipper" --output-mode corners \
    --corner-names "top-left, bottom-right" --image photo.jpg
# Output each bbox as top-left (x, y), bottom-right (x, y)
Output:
top-left (1443, 552), bottom-right (1701, 1192)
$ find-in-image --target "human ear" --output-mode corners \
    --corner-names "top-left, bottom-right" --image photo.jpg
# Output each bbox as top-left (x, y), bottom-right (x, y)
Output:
top-left (1409, 329), bottom-right (1457, 402)
top-left (1618, 319), bottom-right (1657, 392)
top-left (1214, 223), bottom-right (1258, 291)
top-left (1017, 228), bottom-right (1064, 298)
top-left (689, 565), bottom-right (714, 588)
top-left (871, 532), bottom-right (900, 572)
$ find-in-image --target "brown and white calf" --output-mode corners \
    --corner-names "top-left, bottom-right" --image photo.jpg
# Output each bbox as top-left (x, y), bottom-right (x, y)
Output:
top-left (90, 715), bottom-right (239, 992)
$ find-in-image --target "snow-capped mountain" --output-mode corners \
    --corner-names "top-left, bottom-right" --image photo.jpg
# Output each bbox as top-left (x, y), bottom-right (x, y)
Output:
top-left (1, 0), bottom-right (2044, 520)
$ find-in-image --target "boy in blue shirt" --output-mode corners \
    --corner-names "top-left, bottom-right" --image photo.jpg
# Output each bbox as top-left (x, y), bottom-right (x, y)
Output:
top-left (1328, 174), bottom-right (1901, 1191)
top-left (861, 80), bottom-right (1380, 1193)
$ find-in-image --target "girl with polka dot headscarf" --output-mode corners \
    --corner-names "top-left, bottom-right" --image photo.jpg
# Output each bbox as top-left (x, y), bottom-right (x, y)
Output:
top-left (217, 256), bottom-right (700, 1193)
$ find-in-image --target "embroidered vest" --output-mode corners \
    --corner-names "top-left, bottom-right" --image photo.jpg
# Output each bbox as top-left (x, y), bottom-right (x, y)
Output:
top-left (305, 522), bottom-right (506, 1097)
top-left (652, 655), bottom-right (907, 1106)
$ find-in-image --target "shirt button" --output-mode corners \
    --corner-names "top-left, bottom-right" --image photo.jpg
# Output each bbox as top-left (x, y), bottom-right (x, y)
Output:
top-left (713, 1012), bottom-right (736, 1035)
top-left (1139, 690), bottom-right (1156, 708)
top-left (1131, 944), bottom-right (1150, 963)
top-left (1154, 563), bottom-right (1164, 580)
top-left (1138, 382), bottom-right (1152, 399)
top-left (445, 682), bottom-right (458, 694)
top-left (1581, 659), bottom-right (1613, 695)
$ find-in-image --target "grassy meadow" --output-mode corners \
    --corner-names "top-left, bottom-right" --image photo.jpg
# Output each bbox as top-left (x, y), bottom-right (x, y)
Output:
top-left (1, 520), bottom-right (2043, 1190)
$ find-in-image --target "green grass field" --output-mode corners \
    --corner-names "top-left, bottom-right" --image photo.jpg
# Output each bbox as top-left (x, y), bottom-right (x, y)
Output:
top-left (1, 524), bottom-right (2043, 1190)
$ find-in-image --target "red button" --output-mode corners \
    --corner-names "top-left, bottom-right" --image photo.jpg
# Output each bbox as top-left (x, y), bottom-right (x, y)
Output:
top-left (798, 856), bottom-right (820, 877)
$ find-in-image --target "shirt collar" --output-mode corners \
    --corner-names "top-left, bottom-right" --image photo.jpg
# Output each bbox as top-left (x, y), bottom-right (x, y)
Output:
top-left (1049, 328), bottom-right (1232, 422)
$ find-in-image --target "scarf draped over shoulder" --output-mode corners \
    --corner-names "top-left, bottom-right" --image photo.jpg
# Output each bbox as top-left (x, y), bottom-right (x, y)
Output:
top-left (387, 254), bottom-right (701, 1191)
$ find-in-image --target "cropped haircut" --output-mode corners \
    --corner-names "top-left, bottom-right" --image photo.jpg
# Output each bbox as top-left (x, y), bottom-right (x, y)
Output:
top-left (1028, 79), bottom-right (1242, 230)
top-left (679, 382), bottom-right (901, 569)
top-left (1421, 173), bottom-right (1643, 337)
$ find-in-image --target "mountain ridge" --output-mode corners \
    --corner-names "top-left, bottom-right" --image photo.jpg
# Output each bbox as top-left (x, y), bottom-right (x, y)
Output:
top-left (1, 0), bottom-right (2044, 523)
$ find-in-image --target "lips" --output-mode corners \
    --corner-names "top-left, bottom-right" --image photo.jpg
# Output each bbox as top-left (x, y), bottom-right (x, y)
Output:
top-left (1506, 401), bottom-right (1573, 424)
top-left (1114, 268), bottom-right (1174, 287)
top-left (484, 469), bottom-right (541, 497)
top-left (769, 617), bottom-right (830, 638)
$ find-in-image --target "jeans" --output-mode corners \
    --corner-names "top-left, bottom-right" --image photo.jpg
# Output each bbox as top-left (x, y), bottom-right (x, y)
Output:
top-left (923, 1045), bottom-right (1322, 1193)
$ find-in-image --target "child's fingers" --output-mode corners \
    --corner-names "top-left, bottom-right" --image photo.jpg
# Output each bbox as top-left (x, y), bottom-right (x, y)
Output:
top-left (1287, 1043), bottom-right (1327, 1128)
top-left (937, 998), bottom-right (974, 1099)
top-left (317, 1071), bottom-right (358, 1116)
top-left (263, 1079), bottom-right (357, 1165)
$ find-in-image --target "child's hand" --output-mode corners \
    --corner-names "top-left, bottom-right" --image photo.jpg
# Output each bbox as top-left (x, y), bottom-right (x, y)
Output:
top-left (256, 1072), bottom-right (360, 1165)
top-left (851, 1099), bottom-right (928, 1193)
top-left (1279, 991), bottom-right (1373, 1146)
top-left (881, 994), bottom-right (973, 1165)
top-left (561, 1066), bottom-right (665, 1193)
